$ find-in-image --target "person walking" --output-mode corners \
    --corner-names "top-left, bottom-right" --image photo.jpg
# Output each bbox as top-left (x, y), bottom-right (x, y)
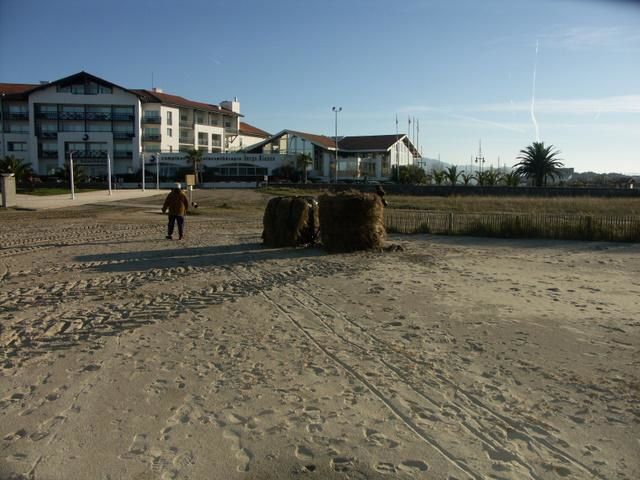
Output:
top-left (161, 183), bottom-right (189, 240)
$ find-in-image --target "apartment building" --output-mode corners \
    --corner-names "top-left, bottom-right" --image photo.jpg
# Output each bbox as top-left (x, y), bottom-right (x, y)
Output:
top-left (0, 71), bottom-right (265, 176)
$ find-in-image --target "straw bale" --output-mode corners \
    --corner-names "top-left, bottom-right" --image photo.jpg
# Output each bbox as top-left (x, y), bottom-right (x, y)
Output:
top-left (318, 191), bottom-right (386, 253)
top-left (262, 196), bottom-right (319, 247)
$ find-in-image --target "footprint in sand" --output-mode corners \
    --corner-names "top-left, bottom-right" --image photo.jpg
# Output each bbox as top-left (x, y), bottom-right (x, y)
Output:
top-left (397, 460), bottom-right (429, 473)
top-left (374, 462), bottom-right (397, 474)
top-left (127, 433), bottom-right (148, 455)
top-left (236, 448), bottom-right (252, 472)
top-left (331, 457), bottom-right (354, 472)
top-left (295, 445), bottom-right (314, 462)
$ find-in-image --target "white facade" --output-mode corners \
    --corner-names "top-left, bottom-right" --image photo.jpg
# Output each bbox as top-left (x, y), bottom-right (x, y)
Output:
top-left (0, 72), bottom-right (248, 177)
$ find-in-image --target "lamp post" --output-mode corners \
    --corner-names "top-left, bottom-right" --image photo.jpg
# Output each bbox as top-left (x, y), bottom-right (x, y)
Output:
top-left (332, 106), bottom-right (341, 183)
top-left (156, 152), bottom-right (160, 190)
top-left (475, 140), bottom-right (485, 175)
top-left (141, 152), bottom-right (146, 191)
top-left (69, 151), bottom-right (76, 199)
top-left (107, 152), bottom-right (112, 195)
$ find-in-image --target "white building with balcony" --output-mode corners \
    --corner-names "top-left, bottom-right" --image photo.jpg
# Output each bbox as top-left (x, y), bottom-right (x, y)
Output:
top-left (0, 71), bottom-right (267, 177)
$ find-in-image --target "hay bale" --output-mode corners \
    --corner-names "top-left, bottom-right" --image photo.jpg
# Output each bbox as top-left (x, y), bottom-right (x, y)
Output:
top-left (262, 196), bottom-right (319, 247)
top-left (318, 191), bottom-right (386, 253)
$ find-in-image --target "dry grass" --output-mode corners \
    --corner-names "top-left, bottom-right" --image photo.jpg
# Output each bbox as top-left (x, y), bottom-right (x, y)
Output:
top-left (387, 195), bottom-right (640, 216)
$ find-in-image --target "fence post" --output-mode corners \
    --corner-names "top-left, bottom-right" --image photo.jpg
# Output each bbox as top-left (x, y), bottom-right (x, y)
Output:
top-left (447, 212), bottom-right (453, 234)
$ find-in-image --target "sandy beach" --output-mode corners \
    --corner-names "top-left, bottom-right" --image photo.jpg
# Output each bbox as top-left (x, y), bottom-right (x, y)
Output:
top-left (1, 190), bottom-right (638, 480)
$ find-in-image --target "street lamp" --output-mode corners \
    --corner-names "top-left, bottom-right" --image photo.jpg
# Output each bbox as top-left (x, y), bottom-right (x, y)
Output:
top-left (475, 140), bottom-right (485, 175)
top-left (140, 151), bottom-right (146, 191)
top-left (69, 151), bottom-right (76, 199)
top-left (332, 106), bottom-right (341, 183)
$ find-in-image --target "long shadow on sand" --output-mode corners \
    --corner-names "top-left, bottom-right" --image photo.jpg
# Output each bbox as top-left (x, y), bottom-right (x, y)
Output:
top-left (74, 242), bottom-right (329, 273)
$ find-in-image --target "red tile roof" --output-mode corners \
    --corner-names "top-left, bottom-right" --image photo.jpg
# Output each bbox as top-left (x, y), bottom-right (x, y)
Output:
top-left (287, 130), bottom-right (337, 149)
top-left (0, 83), bottom-right (39, 96)
top-left (240, 122), bottom-right (270, 138)
top-left (131, 89), bottom-right (240, 116)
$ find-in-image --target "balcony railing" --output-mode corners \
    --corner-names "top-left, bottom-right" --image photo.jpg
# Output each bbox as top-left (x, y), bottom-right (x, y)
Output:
top-left (114, 151), bottom-right (133, 159)
top-left (179, 137), bottom-right (193, 144)
top-left (7, 112), bottom-right (29, 120)
top-left (86, 112), bottom-right (112, 121)
top-left (66, 150), bottom-right (108, 159)
top-left (36, 112), bottom-right (59, 120)
top-left (59, 112), bottom-right (86, 120)
top-left (112, 113), bottom-right (135, 121)
top-left (113, 132), bottom-right (135, 140)
top-left (142, 134), bottom-right (161, 142)
top-left (143, 116), bottom-right (161, 124)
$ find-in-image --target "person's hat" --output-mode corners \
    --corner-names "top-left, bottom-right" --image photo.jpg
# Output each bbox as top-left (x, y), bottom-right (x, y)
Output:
top-left (175, 182), bottom-right (182, 189)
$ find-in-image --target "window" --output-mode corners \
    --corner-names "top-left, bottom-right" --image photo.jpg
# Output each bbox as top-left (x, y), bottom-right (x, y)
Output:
top-left (211, 134), bottom-right (221, 147)
top-left (167, 128), bottom-right (173, 137)
top-left (167, 111), bottom-right (173, 125)
top-left (8, 142), bottom-right (27, 151)
top-left (225, 121), bottom-right (231, 128)
top-left (196, 114), bottom-right (204, 124)
top-left (198, 132), bottom-right (208, 145)
top-left (88, 124), bottom-right (112, 132)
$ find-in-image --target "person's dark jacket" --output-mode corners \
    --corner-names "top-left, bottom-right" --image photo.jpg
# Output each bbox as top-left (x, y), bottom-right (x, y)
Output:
top-left (162, 189), bottom-right (189, 216)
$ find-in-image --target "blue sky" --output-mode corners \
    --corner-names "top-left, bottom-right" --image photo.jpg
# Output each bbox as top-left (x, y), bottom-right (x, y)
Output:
top-left (1, 0), bottom-right (639, 173)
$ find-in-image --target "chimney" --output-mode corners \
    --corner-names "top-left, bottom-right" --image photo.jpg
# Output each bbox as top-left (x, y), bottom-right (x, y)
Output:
top-left (152, 87), bottom-right (163, 93)
top-left (220, 98), bottom-right (240, 114)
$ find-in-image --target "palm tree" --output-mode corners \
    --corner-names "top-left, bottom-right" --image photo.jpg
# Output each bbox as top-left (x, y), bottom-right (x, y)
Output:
top-left (186, 149), bottom-right (203, 184)
top-left (432, 169), bottom-right (446, 185)
top-left (513, 142), bottom-right (564, 187)
top-left (461, 173), bottom-right (473, 186)
top-left (501, 171), bottom-right (521, 187)
top-left (0, 155), bottom-right (33, 181)
top-left (444, 165), bottom-right (463, 186)
top-left (296, 153), bottom-right (313, 183)
top-left (57, 162), bottom-right (87, 184)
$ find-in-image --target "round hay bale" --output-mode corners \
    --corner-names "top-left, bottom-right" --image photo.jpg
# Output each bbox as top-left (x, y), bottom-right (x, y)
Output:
top-left (318, 191), bottom-right (386, 253)
top-left (262, 196), bottom-right (319, 247)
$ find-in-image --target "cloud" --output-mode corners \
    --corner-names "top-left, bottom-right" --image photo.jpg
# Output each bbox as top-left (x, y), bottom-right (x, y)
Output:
top-left (471, 95), bottom-right (640, 114)
top-left (539, 26), bottom-right (640, 50)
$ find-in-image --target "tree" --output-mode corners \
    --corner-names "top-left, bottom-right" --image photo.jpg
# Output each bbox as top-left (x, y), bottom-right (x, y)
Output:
top-left (186, 149), bottom-right (203, 184)
top-left (501, 171), bottom-right (521, 187)
top-left (513, 142), bottom-right (564, 187)
top-left (432, 169), bottom-right (446, 185)
top-left (444, 165), bottom-right (463, 186)
top-left (56, 162), bottom-right (87, 184)
top-left (397, 165), bottom-right (427, 184)
top-left (0, 155), bottom-right (33, 182)
top-left (461, 173), bottom-right (473, 186)
top-left (296, 153), bottom-right (313, 183)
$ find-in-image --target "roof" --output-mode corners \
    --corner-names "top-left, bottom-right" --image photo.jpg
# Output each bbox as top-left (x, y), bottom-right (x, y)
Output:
top-left (23, 71), bottom-right (134, 96)
top-left (338, 135), bottom-right (405, 151)
top-left (0, 83), bottom-right (40, 98)
top-left (287, 130), bottom-right (337, 149)
top-left (131, 89), bottom-right (240, 116)
top-left (240, 122), bottom-right (270, 138)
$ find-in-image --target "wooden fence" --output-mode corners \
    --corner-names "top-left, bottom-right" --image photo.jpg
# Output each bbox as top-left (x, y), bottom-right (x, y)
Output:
top-left (384, 209), bottom-right (640, 242)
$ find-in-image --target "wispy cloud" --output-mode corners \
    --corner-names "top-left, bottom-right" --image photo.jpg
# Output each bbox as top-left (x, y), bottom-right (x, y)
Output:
top-left (472, 95), bottom-right (640, 114)
top-left (539, 26), bottom-right (640, 50)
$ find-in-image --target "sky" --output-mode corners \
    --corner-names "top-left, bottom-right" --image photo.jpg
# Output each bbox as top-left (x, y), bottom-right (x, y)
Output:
top-left (1, 0), bottom-right (639, 174)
